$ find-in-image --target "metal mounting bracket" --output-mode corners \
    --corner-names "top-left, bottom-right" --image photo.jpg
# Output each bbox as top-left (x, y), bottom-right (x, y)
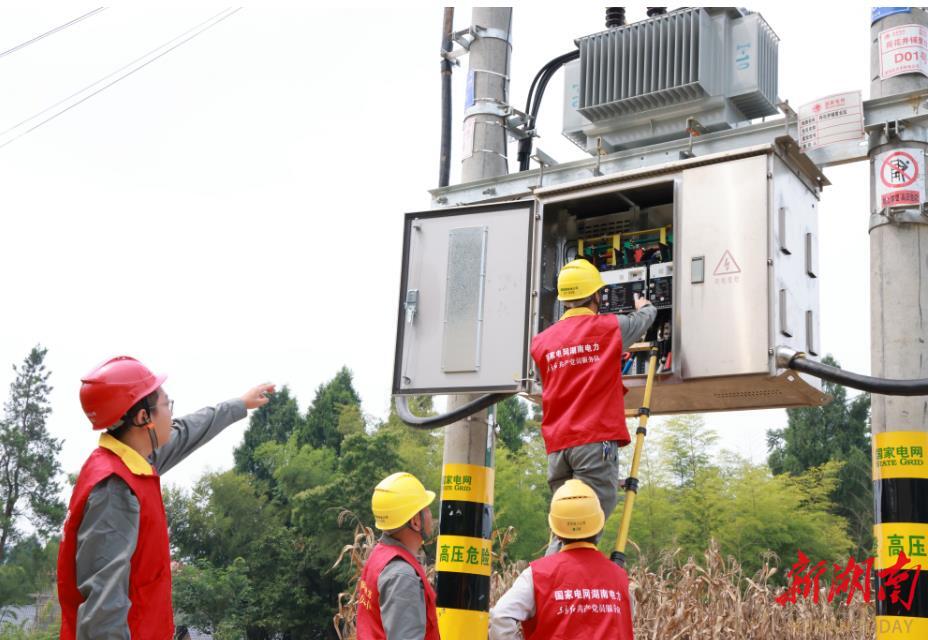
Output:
top-left (464, 101), bottom-right (531, 141)
top-left (870, 208), bottom-right (928, 231)
top-left (452, 24), bottom-right (512, 52)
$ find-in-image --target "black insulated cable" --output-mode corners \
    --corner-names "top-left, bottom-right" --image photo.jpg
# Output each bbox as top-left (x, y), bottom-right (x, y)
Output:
top-left (395, 393), bottom-right (513, 430)
top-left (518, 49), bottom-right (580, 171)
top-left (780, 348), bottom-right (928, 396)
top-left (439, 7), bottom-right (454, 188)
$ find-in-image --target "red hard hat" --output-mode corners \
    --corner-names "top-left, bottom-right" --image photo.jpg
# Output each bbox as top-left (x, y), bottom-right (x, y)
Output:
top-left (79, 356), bottom-right (166, 430)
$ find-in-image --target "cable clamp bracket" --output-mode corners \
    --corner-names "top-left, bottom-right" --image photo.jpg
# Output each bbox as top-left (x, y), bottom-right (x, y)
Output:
top-left (440, 49), bottom-right (463, 66)
top-left (464, 103), bottom-right (530, 138)
top-left (452, 24), bottom-right (512, 52)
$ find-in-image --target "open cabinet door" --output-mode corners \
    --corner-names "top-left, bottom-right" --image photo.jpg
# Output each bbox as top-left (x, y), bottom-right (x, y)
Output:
top-left (393, 200), bottom-right (535, 395)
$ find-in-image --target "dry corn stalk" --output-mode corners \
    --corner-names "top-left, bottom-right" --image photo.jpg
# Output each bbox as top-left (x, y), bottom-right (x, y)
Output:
top-left (334, 523), bottom-right (873, 639)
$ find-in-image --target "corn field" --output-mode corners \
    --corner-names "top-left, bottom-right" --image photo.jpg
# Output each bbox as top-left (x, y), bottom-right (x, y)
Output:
top-left (333, 515), bottom-right (874, 640)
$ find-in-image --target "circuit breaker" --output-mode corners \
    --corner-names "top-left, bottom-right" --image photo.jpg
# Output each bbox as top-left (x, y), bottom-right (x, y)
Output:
top-left (648, 262), bottom-right (673, 310)
top-left (600, 266), bottom-right (647, 313)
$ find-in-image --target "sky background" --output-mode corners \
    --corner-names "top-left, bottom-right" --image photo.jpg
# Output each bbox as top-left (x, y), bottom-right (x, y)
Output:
top-left (0, 2), bottom-right (874, 495)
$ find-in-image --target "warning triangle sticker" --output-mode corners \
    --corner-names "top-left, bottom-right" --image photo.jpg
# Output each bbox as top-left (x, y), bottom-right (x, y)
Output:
top-left (713, 250), bottom-right (742, 276)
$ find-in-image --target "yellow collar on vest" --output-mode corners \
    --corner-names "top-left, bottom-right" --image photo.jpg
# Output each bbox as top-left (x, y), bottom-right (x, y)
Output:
top-left (561, 541), bottom-right (599, 552)
top-left (98, 432), bottom-right (154, 476)
top-left (560, 307), bottom-right (596, 321)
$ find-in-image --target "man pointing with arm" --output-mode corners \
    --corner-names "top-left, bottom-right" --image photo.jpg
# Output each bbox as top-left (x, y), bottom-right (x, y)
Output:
top-left (57, 355), bottom-right (274, 640)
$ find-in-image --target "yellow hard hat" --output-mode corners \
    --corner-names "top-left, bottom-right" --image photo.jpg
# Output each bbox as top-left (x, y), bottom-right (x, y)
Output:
top-left (371, 472), bottom-right (436, 530)
top-left (557, 259), bottom-right (606, 301)
top-left (548, 479), bottom-right (605, 539)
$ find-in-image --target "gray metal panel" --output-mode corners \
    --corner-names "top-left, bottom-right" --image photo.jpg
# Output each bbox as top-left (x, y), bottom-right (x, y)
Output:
top-left (678, 155), bottom-right (770, 378)
top-left (770, 154), bottom-right (821, 382)
top-left (561, 60), bottom-right (589, 151)
top-left (440, 227), bottom-right (488, 373)
top-left (728, 13), bottom-right (779, 119)
top-left (397, 203), bottom-right (534, 393)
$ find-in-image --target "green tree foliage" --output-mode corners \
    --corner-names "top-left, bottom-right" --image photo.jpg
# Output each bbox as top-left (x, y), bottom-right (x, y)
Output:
top-left (0, 536), bottom-right (59, 607)
top-left (600, 418), bottom-right (852, 580)
top-left (496, 397), bottom-right (529, 453)
top-left (296, 368), bottom-right (362, 453)
top-left (171, 558), bottom-right (253, 639)
top-left (376, 399), bottom-right (442, 501)
top-left (494, 436), bottom-right (550, 559)
top-left (659, 415), bottom-right (719, 487)
top-left (233, 385), bottom-right (305, 481)
top-left (0, 346), bottom-right (64, 562)
top-left (167, 470), bottom-right (312, 638)
top-left (766, 355), bottom-right (873, 556)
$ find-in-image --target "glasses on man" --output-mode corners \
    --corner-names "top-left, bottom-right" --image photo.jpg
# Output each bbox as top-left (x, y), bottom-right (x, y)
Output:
top-left (153, 398), bottom-right (174, 413)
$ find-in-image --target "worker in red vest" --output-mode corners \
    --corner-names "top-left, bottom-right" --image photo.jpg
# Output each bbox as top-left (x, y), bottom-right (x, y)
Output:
top-left (57, 355), bottom-right (274, 640)
top-left (530, 259), bottom-right (656, 554)
top-left (356, 471), bottom-right (440, 640)
top-left (489, 479), bottom-right (635, 639)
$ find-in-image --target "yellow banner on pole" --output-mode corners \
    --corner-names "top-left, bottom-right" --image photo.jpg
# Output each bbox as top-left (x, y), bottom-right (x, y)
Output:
top-left (436, 534), bottom-right (493, 576)
top-left (441, 463), bottom-right (494, 505)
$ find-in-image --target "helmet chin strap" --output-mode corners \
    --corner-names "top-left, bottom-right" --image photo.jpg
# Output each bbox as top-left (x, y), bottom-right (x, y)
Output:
top-left (147, 425), bottom-right (160, 454)
top-left (133, 406), bottom-right (160, 455)
top-left (411, 508), bottom-right (431, 544)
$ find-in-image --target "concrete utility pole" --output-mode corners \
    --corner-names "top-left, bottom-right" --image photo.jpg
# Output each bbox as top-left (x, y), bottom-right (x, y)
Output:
top-left (869, 9), bottom-right (928, 639)
top-left (436, 8), bottom-right (512, 640)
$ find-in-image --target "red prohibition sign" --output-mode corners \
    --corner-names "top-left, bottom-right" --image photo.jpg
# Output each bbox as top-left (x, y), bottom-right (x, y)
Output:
top-left (880, 151), bottom-right (919, 188)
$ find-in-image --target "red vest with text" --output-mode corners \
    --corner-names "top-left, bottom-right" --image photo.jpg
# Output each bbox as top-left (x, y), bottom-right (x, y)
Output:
top-left (57, 447), bottom-right (173, 640)
top-left (356, 542), bottom-right (440, 640)
top-left (523, 546), bottom-right (634, 640)
top-left (530, 311), bottom-right (629, 453)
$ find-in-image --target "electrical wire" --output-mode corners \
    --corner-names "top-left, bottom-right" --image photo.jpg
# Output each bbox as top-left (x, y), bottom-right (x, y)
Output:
top-left (0, 7), bottom-right (241, 151)
top-left (395, 393), bottom-right (513, 430)
top-left (780, 348), bottom-right (928, 396)
top-left (518, 49), bottom-right (580, 171)
top-left (0, 7), bottom-right (106, 61)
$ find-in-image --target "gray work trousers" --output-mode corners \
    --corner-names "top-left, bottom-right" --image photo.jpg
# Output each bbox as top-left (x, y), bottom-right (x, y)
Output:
top-left (545, 440), bottom-right (621, 555)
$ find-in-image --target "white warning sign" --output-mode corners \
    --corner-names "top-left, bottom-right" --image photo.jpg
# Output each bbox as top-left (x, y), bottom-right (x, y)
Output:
top-left (879, 24), bottom-right (928, 79)
top-left (876, 148), bottom-right (925, 209)
top-left (797, 91), bottom-right (864, 152)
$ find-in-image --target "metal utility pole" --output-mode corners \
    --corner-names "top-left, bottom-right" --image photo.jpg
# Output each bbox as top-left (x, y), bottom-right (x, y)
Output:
top-left (435, 8), bottom-right (512, 640)
top-left (869, 8), bottom-right (928, 638)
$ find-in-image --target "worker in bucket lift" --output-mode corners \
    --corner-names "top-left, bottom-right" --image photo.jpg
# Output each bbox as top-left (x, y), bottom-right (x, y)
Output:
top-left (356, 472), bottom-right (440, 640)
top-left (489, 479), bottom-right (634, 640)
top-left (530, 259), bottom-right (656, 555)
top-left (57, 355), bottom-right (274, 640)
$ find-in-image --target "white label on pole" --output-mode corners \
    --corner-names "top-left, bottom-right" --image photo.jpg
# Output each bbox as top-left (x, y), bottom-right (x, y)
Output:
top-left (875, 148), bottom-right (925, 209)
top-left (462, 118), bottom-right (475, 160)
top-left (879, 24), bottom-right (928, 79)
top-left (797, 91), bottom-right (865, 152)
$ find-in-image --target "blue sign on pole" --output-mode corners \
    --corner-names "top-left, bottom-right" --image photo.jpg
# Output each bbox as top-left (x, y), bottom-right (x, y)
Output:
top-left (872, 7), bottom-right (912, 24)
top-left (465, 70), bottom-right (475, 109)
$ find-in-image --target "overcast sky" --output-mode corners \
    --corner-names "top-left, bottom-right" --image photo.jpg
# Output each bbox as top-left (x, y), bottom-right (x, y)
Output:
top-left (0, 2), bottom-right (875, 494)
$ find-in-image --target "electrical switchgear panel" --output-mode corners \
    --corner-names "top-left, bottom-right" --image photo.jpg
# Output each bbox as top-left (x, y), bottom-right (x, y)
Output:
top-left (600, 267), bottom-right (646, 313)
top-left (571, 222), bottom-right (675, 378)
